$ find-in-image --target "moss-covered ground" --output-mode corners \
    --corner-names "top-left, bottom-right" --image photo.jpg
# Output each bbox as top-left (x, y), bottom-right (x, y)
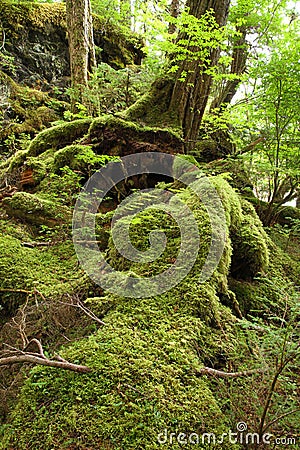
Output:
top-left (0, 148), bottom-right (299, 448)
top-left (0, 11), bottom-right (299, 445)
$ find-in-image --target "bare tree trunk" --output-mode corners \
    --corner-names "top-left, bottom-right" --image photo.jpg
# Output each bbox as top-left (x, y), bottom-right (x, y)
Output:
top-left (169, 0), bottom-right (230, 153)
top-left (66, 0), bottom-right (96, 112)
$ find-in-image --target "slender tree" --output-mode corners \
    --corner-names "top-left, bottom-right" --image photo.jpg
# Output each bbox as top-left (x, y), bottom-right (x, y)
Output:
top-left (66, 0), bottom-right (96, 112)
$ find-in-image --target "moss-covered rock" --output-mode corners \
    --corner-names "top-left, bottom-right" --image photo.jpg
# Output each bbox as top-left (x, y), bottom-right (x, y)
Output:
top-left (1, 162), bottom-right (299, 449)
top-left (0, 70), bottom-right (66, 152)
top-left (0, 1), bottom-right (143, 87)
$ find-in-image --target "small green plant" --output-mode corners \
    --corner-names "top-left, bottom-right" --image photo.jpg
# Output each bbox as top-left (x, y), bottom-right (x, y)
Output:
top-left (41, 166), bottom-right (83, 206)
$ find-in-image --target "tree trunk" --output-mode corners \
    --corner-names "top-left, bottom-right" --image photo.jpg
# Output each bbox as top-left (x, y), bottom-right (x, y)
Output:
top-left (169, 0), bottom-right (230, 153)
top-left (210, 25), bottom-right (248, 111)
top-left (168, 0), bottom-right (180, 34)
top-left (66, 0), bottom-right (96, 112)
top-left (124, 0), bottom-right (230, 153)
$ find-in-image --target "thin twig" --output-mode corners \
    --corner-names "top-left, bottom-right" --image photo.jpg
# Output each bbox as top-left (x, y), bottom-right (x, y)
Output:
top-left (0, 354), bottom-right (91, 373)
top-left (196, 367), bottom-right (265, 378)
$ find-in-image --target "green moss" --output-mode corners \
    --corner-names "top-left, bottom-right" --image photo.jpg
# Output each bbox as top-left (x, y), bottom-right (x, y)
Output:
top-left (88, 115), bottom-right (183, 156)
top-left (2, 173), bottom-right (298, 449)
top-left (203, 157), bottom-right (253, 193)
top-left (230, 201), bottom-right (269, 280)
top-left (27, 119), bottom-right (93, 157)
top-left (122, 76), bottom-right (180, 129)
top-left (0, 235), bottom-right (81, 314)
top-left (53, 144), bottom-right (119, 175)
top-left (0, 1), bottom-right (65, 30)
top-left (3, 192), bottom-right (71, 226)
top-left (0, 71), bottom-right (64, 145)
top-left (3, 306), bottom-right (239, 450)
top-left (210, 176), bottom-right (243, 232)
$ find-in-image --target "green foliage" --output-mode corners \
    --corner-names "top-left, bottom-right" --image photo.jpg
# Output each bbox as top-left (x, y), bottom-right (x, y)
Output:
top-left (167, 9), bottom-right (232, 79)
top-left (39, 166), bottom-right (83, 207)
top-left (233, 24), bottom-right (300, 206)
top-left (77, 62), bottom-right (162, 116)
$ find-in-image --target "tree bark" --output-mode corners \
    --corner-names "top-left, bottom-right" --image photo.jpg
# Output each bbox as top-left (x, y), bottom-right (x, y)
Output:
top-left (210, 25), bottom-right (248, 111)
top-left (66, 0), bottom-right (96, 112)
top-left (168, 0), bottom-right (180, 34)
top-left (169, 0), bottom-right (230, 153)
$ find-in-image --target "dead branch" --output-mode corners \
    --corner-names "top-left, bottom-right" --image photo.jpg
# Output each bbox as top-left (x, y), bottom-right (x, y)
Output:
top-left (196, 367), bottom-right (265, 378)
top-left (21, 242), bottom-right (51, 248)
top-left (59, 295), bottom-right (106, 326)
top-left (0, 354), bottom-right (91, 373)
top-left (1, 336), bottom-right (91, 373)
top-left (23, 338), bottom-right (46, 358)
top-left (0, 288), bottom-right (32, 294)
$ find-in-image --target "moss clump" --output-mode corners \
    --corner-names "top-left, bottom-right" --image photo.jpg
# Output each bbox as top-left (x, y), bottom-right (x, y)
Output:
top-left (210, 175), bottom-right (243, 232)
top-left (27, 119), bottom-right (93, 157)
top-left (230, 200), bottom-right (269, 280)
top-left (53, 144), bottom-right (119, 175)
top-left (3, 311), bottom-right (239, 450)
top-left (0, 71), bottom-right (66, 149)
top-left (3, 192), bottom-right (71, 226)
top-left (1, 178), bottom-right (245, 449)
top-left (203, 157), bottom-right (253, 193)
top-left (122, 76), bottom-right (180, 129)
top-left (88, 115), bottom-right (183, 156)
top-left (0, 235), bottom-right (81, 314)
top-left (2, 174), bottom-right (296, 449)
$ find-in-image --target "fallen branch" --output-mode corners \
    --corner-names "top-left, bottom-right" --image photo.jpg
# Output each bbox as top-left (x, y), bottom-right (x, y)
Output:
top-left (21, 241), bottom-right (51, 248)
top-left (1, 338), bottom-right (91, 373)
top-left (0, 354), bottom-right (91, 373)
top-left (0, 288), bottom-right (32, 294)
top-left (60, 295), bottom-right (106, 326)
top-left (196, 367), bottom-right (265, 378)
